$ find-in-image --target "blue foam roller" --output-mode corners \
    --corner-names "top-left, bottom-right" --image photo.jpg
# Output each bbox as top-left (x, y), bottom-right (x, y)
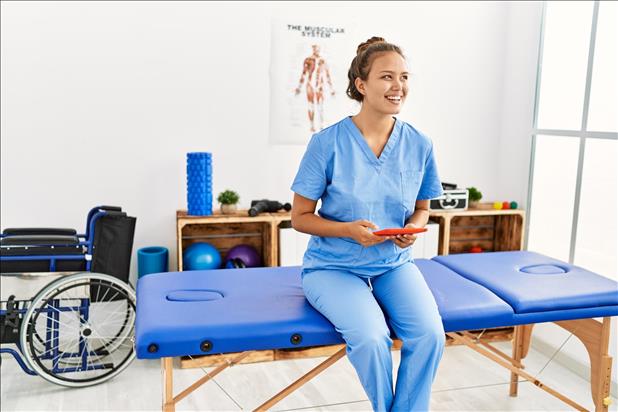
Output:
top-left (187, 152), bottom-right (213, 216)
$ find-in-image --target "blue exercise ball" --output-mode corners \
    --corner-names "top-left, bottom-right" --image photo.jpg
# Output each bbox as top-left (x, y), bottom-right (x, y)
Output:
top-left (183, 242), bottom-right (222, 270)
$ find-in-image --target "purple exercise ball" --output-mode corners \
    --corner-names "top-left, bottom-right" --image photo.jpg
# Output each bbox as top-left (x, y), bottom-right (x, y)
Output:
top-left (226, 244), bottom-right (262, 268)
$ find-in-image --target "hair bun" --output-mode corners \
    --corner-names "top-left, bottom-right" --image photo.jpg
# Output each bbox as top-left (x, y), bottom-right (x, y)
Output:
top-left (356, 36), bottom-right (386, 55)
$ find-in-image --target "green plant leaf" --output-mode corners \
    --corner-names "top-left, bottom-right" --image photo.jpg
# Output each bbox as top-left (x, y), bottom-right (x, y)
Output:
top-left (217, 190), bottom-right (240, 205)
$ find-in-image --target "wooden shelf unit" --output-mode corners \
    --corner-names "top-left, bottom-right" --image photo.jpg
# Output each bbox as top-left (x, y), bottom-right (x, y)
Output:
top-left (429, 208), bottom-right (525, 255)
top-left (176, 208), bottom-right (526, 269)
top-left (176, 210), bottom-right (291, 270)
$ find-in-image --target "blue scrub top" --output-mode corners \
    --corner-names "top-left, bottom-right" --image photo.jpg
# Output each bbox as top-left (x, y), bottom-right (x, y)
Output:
top-left (291, 116), bottom-right (443, 277)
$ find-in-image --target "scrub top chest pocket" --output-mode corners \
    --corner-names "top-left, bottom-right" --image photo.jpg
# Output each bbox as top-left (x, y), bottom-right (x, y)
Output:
top-left (401, 170), bottom-right (423, 210)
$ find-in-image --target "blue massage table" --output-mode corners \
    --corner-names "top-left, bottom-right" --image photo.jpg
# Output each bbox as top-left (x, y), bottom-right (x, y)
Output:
top-left (135, 251), bottom-right (618, 412)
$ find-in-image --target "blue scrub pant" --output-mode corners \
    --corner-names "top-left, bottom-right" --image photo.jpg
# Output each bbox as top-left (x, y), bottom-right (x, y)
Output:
top-left (302, 262), bottom-right (445, 412)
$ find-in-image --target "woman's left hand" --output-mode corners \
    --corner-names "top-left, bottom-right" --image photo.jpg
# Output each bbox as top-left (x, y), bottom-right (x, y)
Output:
top-left (393, 223), bottom-right (421, 249)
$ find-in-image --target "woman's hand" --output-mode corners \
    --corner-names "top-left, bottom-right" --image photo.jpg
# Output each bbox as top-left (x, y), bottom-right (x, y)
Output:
top-left (345, 220), bottom-right (392, 247)
top-left (393, 222), bottom-right (421, 249)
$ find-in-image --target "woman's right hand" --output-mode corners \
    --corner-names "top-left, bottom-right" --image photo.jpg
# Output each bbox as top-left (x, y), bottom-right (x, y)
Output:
top-left (345, 220), bottom-right (391, 247)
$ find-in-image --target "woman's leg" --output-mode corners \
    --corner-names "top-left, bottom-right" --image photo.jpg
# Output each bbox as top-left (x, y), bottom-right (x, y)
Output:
top-left (302, 269), bottom-right (394, 411)
top-left (372, 263), bottom-right (445, 412)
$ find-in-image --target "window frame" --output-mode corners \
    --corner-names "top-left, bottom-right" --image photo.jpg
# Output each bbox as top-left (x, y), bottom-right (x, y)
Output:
top-left (526, 1), bottom-right (618, 263)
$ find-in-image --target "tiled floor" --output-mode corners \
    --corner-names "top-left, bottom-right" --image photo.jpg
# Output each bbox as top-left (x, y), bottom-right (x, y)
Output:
top-left (1, 341), bottom-right (616, 411)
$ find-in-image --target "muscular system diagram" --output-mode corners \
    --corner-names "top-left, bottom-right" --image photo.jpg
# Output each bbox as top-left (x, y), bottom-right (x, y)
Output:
top-left (295, 44), bottom-right (335, 132)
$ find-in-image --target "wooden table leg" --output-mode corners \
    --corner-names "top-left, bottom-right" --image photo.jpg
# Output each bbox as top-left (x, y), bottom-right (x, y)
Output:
top-left (556, 317), bottom-right (613, 412)
top-left (162, 357), bottom-right (175, 412)
top-left (509, 326), bottom-right (521, 396)
top-left (510, 324), bottom-right (534, 397)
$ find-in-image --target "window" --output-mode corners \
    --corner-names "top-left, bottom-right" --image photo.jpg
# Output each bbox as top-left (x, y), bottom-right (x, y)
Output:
top-left (527, 1), bottom-right (617, 280)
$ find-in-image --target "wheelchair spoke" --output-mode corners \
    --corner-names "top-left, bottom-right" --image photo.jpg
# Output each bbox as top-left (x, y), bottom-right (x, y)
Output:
top-left (41, 294), bottom-right (90, 328)
top-left (51, 333), bottom-right (82, 371)
top-left (42, 305), bottom-right (82, 332)
top-left (38, 331), bottom-right (81, 355)
top-left (40, 330), bottom-right (82, 360)
top-left (88, 324), bottom-right (133, 353)
top-left (87, 333), bottom-right (119, 368)
top-left (92, 302), bottom-right (132, 331)
top-left (89, 330), bottom-right (133, 350)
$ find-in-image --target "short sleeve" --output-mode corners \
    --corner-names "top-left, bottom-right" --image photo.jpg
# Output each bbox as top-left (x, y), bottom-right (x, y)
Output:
top-left (417, 142), bottom-right (443, 200)
top-left (290, 134), bottom-right (328, 201)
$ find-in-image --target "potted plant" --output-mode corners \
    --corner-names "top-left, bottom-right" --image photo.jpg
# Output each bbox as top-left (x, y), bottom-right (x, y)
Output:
top-left (217, 190), bottom-right (240, 214)
top-left (467, 187), bottom-right (483, 208)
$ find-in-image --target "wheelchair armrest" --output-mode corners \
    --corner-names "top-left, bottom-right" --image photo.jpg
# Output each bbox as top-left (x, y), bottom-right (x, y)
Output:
top-left (2, 228), bottom-right (77, 236)
top-left (1, 235), bottom-right (80, 246)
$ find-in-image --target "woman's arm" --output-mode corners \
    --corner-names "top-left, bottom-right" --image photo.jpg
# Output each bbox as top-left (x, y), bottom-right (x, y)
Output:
top-left (406, 199), bottom-right (430, 227)
top-left (291, 193), bottom-right (389, 247)
top-left (393, 199), bottom-right (431, 248)
top-left (291, 193), bottom-right (348, 237)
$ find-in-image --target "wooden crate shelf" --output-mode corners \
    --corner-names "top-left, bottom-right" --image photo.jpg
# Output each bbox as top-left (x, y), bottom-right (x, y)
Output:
top-left (429, 208), bottom-right (525, 255)
top-left (176, 209), bottom-right (291, 270)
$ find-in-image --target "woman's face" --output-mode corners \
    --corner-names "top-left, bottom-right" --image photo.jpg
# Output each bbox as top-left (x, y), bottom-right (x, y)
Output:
top-left (356, 51), bottom-right (409, 115)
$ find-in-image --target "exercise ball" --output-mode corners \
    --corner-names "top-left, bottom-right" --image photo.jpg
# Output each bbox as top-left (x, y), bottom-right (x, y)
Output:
top-left (226, 244), bottom-right (261, 268)
top-left (183, 242), bottom-right (222, 270)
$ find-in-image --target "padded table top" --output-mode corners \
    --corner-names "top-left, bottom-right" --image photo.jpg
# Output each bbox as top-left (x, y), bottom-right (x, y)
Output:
top-left (135, 252), bottom-right (618, 359)
top-left (136, 266), bottom-right (342, 359)
top-left (415, 259), bottom-right (513, 332)
top-left (433, 251), bottom-right (618, 314)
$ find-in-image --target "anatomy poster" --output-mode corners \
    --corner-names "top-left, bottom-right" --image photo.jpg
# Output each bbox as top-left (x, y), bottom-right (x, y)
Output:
top-left (269, 19), bottom-right (358, 145)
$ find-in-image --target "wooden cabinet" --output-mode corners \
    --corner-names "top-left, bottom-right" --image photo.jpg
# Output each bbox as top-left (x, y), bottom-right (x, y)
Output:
top-left (176, 210), bottom-right (291, 271)
top-left (429, 208), bottom-right (525, 255)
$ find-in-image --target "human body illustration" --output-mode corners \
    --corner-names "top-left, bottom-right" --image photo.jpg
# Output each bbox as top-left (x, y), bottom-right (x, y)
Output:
top-left (295, 44), bottom-right (335, 132)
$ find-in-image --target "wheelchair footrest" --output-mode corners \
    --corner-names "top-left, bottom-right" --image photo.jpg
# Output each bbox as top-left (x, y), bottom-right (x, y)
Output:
top-left (1, 296), bottom-right (25, 344)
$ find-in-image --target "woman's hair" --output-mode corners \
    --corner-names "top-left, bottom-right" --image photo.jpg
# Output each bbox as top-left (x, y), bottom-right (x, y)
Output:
top-left (346, 36), bottom-right (405, 102)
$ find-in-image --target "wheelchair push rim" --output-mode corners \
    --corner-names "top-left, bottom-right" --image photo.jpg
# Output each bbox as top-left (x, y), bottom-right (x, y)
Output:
top-left (19, 272), bottom-right (136, 387)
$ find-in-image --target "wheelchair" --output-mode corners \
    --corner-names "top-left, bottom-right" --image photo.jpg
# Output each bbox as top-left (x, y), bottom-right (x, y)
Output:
top-left (1, 206), bottom-right (137, 387)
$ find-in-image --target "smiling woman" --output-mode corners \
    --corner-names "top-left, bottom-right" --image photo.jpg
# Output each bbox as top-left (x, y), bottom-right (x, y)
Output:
top-left (355, 52), bottom-right (409, 115)
top-left (346, 36), bottom-right (407, 105)
top-left (290, 36), bottom-right (445, 411)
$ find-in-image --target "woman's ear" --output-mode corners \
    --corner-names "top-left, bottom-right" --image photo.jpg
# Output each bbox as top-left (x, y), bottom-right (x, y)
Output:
top-left (354, 77), bottom-right (366, 97)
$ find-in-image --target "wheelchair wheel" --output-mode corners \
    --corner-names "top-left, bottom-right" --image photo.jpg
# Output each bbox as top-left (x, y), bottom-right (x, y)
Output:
top-left (19, 273), bottom-right (136, 387)
top-left (29, 297), bottom-right (134, 367)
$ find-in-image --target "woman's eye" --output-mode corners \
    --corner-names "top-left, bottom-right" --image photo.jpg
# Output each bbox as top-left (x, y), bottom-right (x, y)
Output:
top-left (383, 75), bottom-right (392, 80)
top-left (401, 75), bottom-right (409, 81)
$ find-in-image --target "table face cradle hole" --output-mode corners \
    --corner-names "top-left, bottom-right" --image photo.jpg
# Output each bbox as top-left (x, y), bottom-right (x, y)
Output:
top-left (166, 290), bottom-right (224, 302)
top-left (518, 264), bottom-right (568, 275)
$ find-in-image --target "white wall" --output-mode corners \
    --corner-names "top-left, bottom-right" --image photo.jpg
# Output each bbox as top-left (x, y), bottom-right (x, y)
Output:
top-left (2, 1), bottom-right (540, 273)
